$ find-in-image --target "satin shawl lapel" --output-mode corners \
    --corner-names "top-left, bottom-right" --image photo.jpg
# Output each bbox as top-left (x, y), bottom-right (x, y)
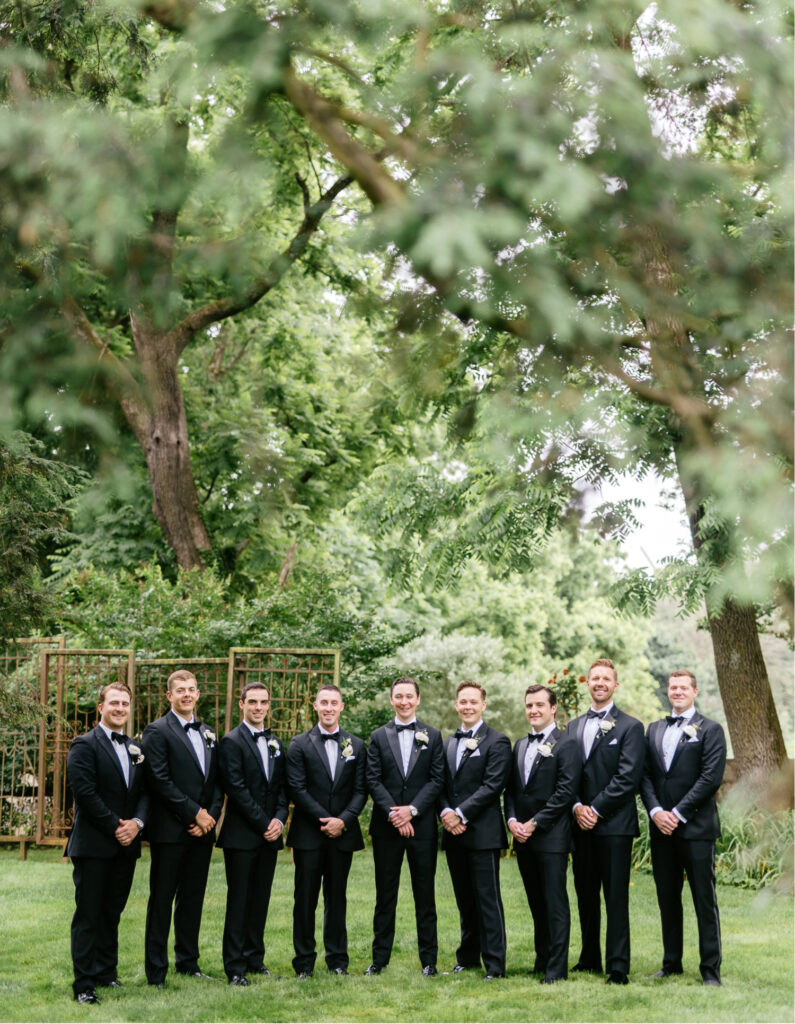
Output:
top-left (457, 725), bottom-right (485, 775)
top-left (669, 713), bottom-right (703, 772)
top-left (308, 728), bottom-right (334, 782)
top-left (516, 735), bottom-right (530, 787)
top-left (587, 707), bottom-right (617, 760)
top-left (445, 735), bottom-right (457, 778)
top-left (331, 730), bottom-right (352, 792)
top-left (168, 713), bottom-right (205, 776)
top-left (527, 726), bottom-right (560, 784)
top-left (385, 722), bottom-right (404, 777)
top-left (96, 726), bottom-right (127, 788)
top-left (652, 720), bottom-right (667, 770)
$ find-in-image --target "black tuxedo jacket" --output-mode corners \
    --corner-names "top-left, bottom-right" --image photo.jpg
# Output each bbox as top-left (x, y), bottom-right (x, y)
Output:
top-left (440, 722), bottom-right (511, 851)
top-left (286, 727), bottom-right (367, 852)
top-left (640, 713), bottom-right (726, 841)
top-left (367, 719), bottom-right (444, 843)
top-left (217, 724), bottom-right (289, 851)
top-left (503, 727), bottom-right (579, 854)
top-left (66, 726), bottom-right (149, 859)
top-left (142, 712), bottom-right (224, 844)
top-left (568, 705), bottom-right (645, 837)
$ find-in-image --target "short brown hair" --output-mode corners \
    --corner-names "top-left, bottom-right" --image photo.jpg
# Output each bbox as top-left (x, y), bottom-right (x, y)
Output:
top-left (525, 684), bottom-right (556, 706)
top-left (99, 682), bottom-right (131, 703)
top-left (587, 658), bottom-right (617, 680)
top-left (166, 669), bottom-right (198, 690)
top-left (456, 680), bottom-right (486, 699)
top-left (315, 684), bottom-right (343, 700)
top-left (391, 676), bottom-right (420, 696)
top-left (241, 681), bottom-right (271, 701)
top-left (668, 669), bottom-right (697, 687)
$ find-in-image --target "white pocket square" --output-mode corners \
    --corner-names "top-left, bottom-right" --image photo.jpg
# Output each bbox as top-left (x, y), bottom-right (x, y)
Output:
top-left (608, 738), bottom-right (618, 745)
top-left (469, 749), bottom-right (481, 757)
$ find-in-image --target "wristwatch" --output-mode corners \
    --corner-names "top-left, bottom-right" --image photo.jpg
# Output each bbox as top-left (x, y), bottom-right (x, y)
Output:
top-left (133, 818), bottom-right (144, 832)
top-left (409, 805), bottom-right (418, 817)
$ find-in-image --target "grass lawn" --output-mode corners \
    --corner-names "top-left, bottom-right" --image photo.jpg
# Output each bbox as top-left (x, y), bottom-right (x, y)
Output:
top-left (0, 845), bottom-right (791, 1023)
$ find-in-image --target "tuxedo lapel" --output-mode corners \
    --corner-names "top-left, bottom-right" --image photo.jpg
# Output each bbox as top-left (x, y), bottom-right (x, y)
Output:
top-left (168, 712), bottom-right (205, 775)
top-left (240, 724), bottom-right (268, 781)
top-left (669, 713), bottom-right (703, 771)
top-left (308, 728), bottom-right (334, 781)
top-left (331, 731), bottom-right (351, 792)
top-left (385, 722), bottom-right (404, 777)
top-left (587, 707), bottom-right (616, 760)
top-left (457, 725), bottom-right (486, 774)
top-left (653, 720), bottom-right (666, 770)
top-left (527, 728), bottom-right (558, 784)
top-left (516, 735), bottom-right (530, 787)
top-left (445, 735), bottom-right (457, 778)
top-left (96, 727), bottom-right (127, 788)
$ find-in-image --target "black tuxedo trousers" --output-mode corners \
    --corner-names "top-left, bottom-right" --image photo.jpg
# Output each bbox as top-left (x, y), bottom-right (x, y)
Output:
top-left (71, 855), bottom-right (136, 994)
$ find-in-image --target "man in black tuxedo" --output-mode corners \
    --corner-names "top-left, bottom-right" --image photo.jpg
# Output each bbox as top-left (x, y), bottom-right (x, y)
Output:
top-left (640, 669), bottom-right (726, 986)
top-left (504, 684), bottom-right (579, 984)
top-left (365, 676), bottom-right (444, 977)
top-left (285, 684), bottom-right (367, 978)
top-left (142, 669), bottom-right (224, 986)
top-left (440, 681), bottom-right (512, 981)
top-left (217, 681), bottom-right (289, 985)
top-left (66, 682), bottom-right (149, 1004)
top-left (569, 658), bottom-right (644, 985)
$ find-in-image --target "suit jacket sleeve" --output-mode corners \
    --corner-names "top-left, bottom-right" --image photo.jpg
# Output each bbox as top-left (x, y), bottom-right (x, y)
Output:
top-left (67, 734), bottom-right (120, 837)
top-left (590, 718), bottom-right (645, 819)
top-left (640, 726), bottom-right (663, 814)
top-left (339, 738), bottom-right (368, 830)
top-left (207, 752), bottom-right (224, 823)
top-left (412, 731), bottom-right (445, 816)
top-left (142, 722), bottom-right (201, 826)
top-left (286, 736), bottom-right (331, 820)
top-left (274, 742), bottom-right (290, 822)
top-left (458, 733), bottom-right (512, 822)
top-left (133, 776), bottom-right (151, 825)
top-left (366, 732), bottom-right (395, 817)
top-left (674, 721), bottom-right (727, 820)
top-left (533, 736), bottom-right (580, 832)
top-left (219, 735), bottom-right (269, 834)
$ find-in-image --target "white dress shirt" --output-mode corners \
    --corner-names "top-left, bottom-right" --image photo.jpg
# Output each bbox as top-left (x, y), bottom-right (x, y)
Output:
top-left (244, 720), bottom-right (270, 780)
top-left (172, 709), bottom-right (205, 772)
top-left (99, 722), bottom-right (129, 786)
top-left (318, 726), bottom-right (340, 779)
top-left (395, 717), bottom-right (417, 776)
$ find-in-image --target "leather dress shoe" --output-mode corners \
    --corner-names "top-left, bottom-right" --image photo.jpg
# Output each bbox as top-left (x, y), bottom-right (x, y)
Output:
top-left (572, 963), bottom-right (602, 974)
top-left (364, 964), bottom-right (383, 975)
top-left (330, 967), bottom-right (349, 975)
top-left (453, 964), bottom-right (477, 973)
top-left (652, 968), bottom-right (682, 978)
top-left (251, 967), bottom-right (272, 976)
top-left (297, 971), bottom-right (313, 980)
top-left (484, 973), bottom-right (506, 981)
top-left (106, 980), bottom-right (122, 988)
top-left (606, 971), bottom-right (629, 985)
top-left (540, 976), bottom-right (562, 984)
top-left (229, 975), bottom-right (249, 986)
top-left (75, 990), bottom-right (101, 1004)
top-left (177, 970), bottom-right (216, 980)
top-left (702, 974), bottom-right (721, 987)
top-left (422, 965), bottom-right (438, 977)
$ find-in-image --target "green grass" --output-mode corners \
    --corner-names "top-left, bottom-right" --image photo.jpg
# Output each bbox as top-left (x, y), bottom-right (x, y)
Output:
top-left (0, 845), bottom-right (792, 1022)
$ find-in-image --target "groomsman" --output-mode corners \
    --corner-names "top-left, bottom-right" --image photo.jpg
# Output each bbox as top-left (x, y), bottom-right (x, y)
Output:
top-left (66, 683), bottom-right (149, 1004)
top-left (569, 658), bottom-right (644, 984)
top-left (286, 684), bottom-right (367, 978)
top-left (440, 681), bottom-right (512, 981)
top-left (217, 682), bottom-right (289, 985)
top-left (640, 670), bottom-right (726, 986)
top-left (504, 684), bottom-right (579, 983)
top-left (365, 677), bottom-right (444, 976)
top-left (142, 669), bottom-right (223, 986)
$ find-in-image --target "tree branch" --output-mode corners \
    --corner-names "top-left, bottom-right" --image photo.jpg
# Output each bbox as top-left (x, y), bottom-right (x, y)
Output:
top-left (169, 173), bottom-right (354, 353)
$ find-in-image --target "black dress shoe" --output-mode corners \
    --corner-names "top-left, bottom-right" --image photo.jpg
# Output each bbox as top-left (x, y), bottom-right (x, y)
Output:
top-left (250, 967), bottom-right (272, 976)
top-left (330, 967), bottom-right (349, 975)
top-left (606, 971), bottom-right (629, 985)
top-left (453, 964), bottom-right (478, 973)
top-left (702, 975), bottom-right (721, 987)
top-left (652, 968), bottom-right (682, 978)
top-left (177, 969), bottom-right (217, 980)
top-left (484, 973), bottom-right (505, 981)
top-left (297, 971), bottom-right (313, 980)
top-left (422, 965), bottom-right (438, 977)
top-left (75, 990), bottom-right (101, 1004)
top-left (107, 980), bottom-right (123, 988)
top-left (364, 964), bottom-right (382, 975)
top-left (541, 976), bottom-right (562, 984)
top-left (229, 975), bottom-right (249, 986)
top-left (572, 963), bottom-right (602, 974)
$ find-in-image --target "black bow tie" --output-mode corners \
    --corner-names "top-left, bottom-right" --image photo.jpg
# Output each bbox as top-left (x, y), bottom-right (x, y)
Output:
top-left (586, 709), bottom-right (606, 720)
top-left (396, 723), bottom-right (416, 733)
top-left (252, 729), bottom-right (272, 741)
top-left (320, 732), bottom-right (339, 742)
top-left (111, 732), bottom-right (126, 744)
top-left (527, 733), bottom-right (544, 743)
top-left (666, 715), bottom-right (685, 726)
top-left (455, 729), bottom-right (473, 740)
top-left (184, 721), bottom-right (202, 732)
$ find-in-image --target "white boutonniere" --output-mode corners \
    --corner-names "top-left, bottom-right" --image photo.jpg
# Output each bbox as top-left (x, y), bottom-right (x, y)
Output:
top-left (341, 740), bottom-right (354, 759)
top-left (128, 743), bottom-right (144, 765)
top-left (683, 722), bottom-right (700, 739)
top-left (538, 741), bottom-right (555, 758)
top-left (415, 730), bottom-right (429, 747)
top-left (204, 729), bottom-right (216, 746)
top-left (599, 719), bottom-right (615, 734)
top-left (464, 737), bottom-right (480, 751)
top-left (267, 737), bottom-right (280, 756)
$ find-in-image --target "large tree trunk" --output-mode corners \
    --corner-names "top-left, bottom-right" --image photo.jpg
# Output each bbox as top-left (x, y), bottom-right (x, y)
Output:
top-left (129, 315), bottom-right (211, 569)
top-left (675, 449), bottom-right (788, 778)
